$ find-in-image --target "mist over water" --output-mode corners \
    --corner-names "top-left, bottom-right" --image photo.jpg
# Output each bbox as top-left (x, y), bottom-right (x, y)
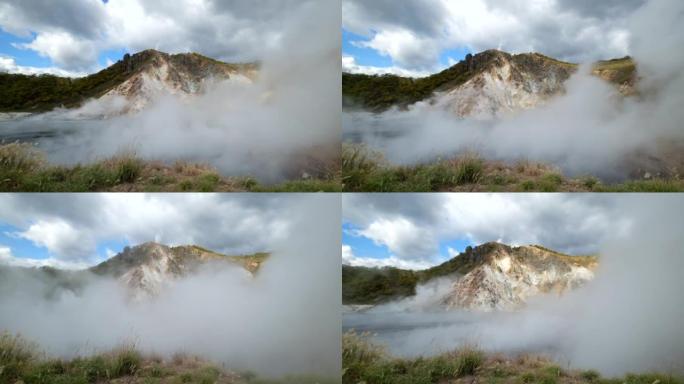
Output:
top-left (0, 195), bottom-right (342, 378)
top-left (343, 0), bottom-right (684, 180)
top-left (344, 195), bottom-right (684, 376)
top-left (0, 1), bottom-right (340, 183)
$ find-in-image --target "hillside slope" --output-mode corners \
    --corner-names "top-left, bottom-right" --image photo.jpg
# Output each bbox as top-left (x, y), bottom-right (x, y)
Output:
top-left (343, 242), bottom-right (597, 310)
top-left (0, 242), bottom-right (268, 299)
top-left (342, 49), bottom-right (636, 115)
top-left (0, 49), bottom-right (257, 113)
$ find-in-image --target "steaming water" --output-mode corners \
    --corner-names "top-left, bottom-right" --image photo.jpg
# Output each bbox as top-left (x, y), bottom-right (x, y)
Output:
top-left (343, 309), bottom-right (569, 360)
top-left (0, 117), bottom-right (111, 165)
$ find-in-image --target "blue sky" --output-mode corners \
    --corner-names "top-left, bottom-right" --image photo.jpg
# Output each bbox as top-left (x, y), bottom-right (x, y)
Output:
top-left (0, 221), bottom-right (128, 265)
top-left (342, 28), bottom-right (471, 75)
top-left (342, 221), bottom-right (473, 268)
top-left (0, 29), bottom-right (127, 73)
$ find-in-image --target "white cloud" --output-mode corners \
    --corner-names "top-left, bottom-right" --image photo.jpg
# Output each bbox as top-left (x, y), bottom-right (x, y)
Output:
top-left (0, 0), bottom-right (330, 73)
top-left (343, 0), bottom-right (641, 73)
top-left (17, 30), bottom-right (99, 71)
top-left (359, 217), bottom-right (437, 260)
top-left (447, 247), bottom-right (460, 259)
top-left (0, 56), bottom-right (86, 77)
top-left (17, 220), bottom-right (95, 261)
top-left (0, 194), bottom-right (298, 265)
top-left (0, 246), bottom-right (90, 270)
top-left (342, 245), bottom-right (434, 270)
top-left (342, 55), bottom-right (430, 78)
top-left (343, 194), bottom-right (631, 268)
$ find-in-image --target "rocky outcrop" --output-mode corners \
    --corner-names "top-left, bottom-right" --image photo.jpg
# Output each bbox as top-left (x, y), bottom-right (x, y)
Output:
top-left (90, 242), bottom-right (268, 297)
top-left (97, 49), bottom-right (258, 114)
top-left (432, 50), bottom-right (576, 119)
top-left (441, 242), bottom-right (597, 311)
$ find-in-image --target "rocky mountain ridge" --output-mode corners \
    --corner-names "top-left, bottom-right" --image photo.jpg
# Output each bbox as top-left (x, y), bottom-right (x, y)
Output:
top-left (342, 242), bottom-right (597, 311)
top-left (90, 242), bottom-right (268, 296)
top-left (342, 49), bottom-right (636, 117)
top-left (96, 49), bottom-right (258, 114)
top-left (440, 242), bottom-right (596, 310)
top-left (0, 49), bottom-right (258, 113)
top-left (0, 242), bottom-right (269, 299)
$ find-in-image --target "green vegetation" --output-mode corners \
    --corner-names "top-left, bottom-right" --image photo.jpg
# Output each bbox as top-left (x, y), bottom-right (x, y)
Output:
top-left (341, 144), bottom-right (684, 192)
top-left (0, 61), bottom-right (133, 112)
top-left (0, 49), bottom-right (258, 112)
top-left (342, 265), bottom-right (418, 304)
top-left (592, 57), bottom-right (637, 87)
top-left (342, 50), bottom-right (581, 112)
top-left (0, 332), bottom-right (336, 384)
top-left (343, 331), bottom-right (484, 384)
top-left (343, 50), bottom-right (634, 112)
top-left (0, 143), bottom-right (341, 192)
top-left (343, 242), bottom-right (597, 305)
top-left (342, 59), bottom-right (475, 112)
top-left (342, 332), bottom-right (683, 384)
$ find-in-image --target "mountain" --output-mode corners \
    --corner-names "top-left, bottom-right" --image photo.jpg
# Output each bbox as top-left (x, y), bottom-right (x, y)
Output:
top-left (0, 49), bottom-right (258, 113)
top-left (342, 242), bottom-right (597, 311)
top-left (90, 242), bottom-right (269, 296)
top-left (342, 49), bottom-right (636, 116)
top-left (0, 242), bottom-right (269, 299)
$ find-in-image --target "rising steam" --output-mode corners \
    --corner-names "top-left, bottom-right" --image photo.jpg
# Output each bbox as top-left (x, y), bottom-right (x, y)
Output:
top-left (2, 1), bottom-right (340, 183)
top-left (345, 194), bottom-right (684, 375)
top-left (0, 195), bottom-right (341, 378)
top-left (344, 0), bottom-right (684, 180)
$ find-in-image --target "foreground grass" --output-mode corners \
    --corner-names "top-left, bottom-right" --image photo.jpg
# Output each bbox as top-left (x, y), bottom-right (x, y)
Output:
top-left (0, 143), bottom-right (341, 192)
top-left (0, 333), bottom-right (337, 384)
top-left (342, 144), bottom-right (684, 192)
top-left (343, 332), bottom-right (682, 384)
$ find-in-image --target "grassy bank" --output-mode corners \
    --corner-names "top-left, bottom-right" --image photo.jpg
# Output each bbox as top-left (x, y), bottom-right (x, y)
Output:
top-left (343, 332), bottom-right (682, 384)
top-left (0, 143), bottom-right (341, 192)
top-left (342, 144), bottom-right (684, 192)
top-left (0, 332), bottom-right (336, 384)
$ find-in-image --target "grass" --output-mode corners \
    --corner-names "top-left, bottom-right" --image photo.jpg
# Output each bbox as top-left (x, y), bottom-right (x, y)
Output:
top-left (0, 143), bottom-right (341, 192)
top-left (0, 332), bottom-right (337, 384)
top-left (343, 332), bottom-right (484, 384)
top-left (341, 144), bottom-right (684, 192)
top-left (343, 332), bottom-right (683, 384)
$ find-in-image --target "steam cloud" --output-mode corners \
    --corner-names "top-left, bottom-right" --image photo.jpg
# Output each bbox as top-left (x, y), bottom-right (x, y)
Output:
top-left (1, 1), bottom-right (340, 182)
top-left (344, 0), bottom-right (684, 180)
top-left (0, 195), bottom-right (341, 378)
top-left (345, 194), bottom-right (684, 375)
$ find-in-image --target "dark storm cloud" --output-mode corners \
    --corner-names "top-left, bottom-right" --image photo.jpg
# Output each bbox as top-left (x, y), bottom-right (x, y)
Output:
top-left (0, 0), bottom-right (106, 37)
top-left (343, 0), bottom-right (448, 36)
top-left (554, 0), bottom-right (646, 18)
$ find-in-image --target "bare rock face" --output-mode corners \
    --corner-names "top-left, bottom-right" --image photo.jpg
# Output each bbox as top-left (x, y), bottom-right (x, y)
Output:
top-left (97, 49), bottom-right (259, 115)
top-left (90, 242), bottom-right (267, 298)
top-left (441, 242), bottom-right (597, 311)
top-left (432, 50), bottom-right (576, 119)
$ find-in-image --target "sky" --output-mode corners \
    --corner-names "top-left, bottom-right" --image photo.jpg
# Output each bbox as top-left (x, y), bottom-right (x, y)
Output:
top-left (342, 0), bottom-right (647, 77)
top-left (0, 0), bottom-right (329, 76)
top-left (0, 194), bottom-right (300, 269)
top-left (342, 194), bottom-right (632, 270)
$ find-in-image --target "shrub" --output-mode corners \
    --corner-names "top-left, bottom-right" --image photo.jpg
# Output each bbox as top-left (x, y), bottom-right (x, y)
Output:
top-left (110, 345), bottom-right (142, 377)
top-left (114, 156), bottom-right (143, 183)
top-left (0, 332), bottom-right (37, 381)
top-left (454, 346), bottom-right (484, 376)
